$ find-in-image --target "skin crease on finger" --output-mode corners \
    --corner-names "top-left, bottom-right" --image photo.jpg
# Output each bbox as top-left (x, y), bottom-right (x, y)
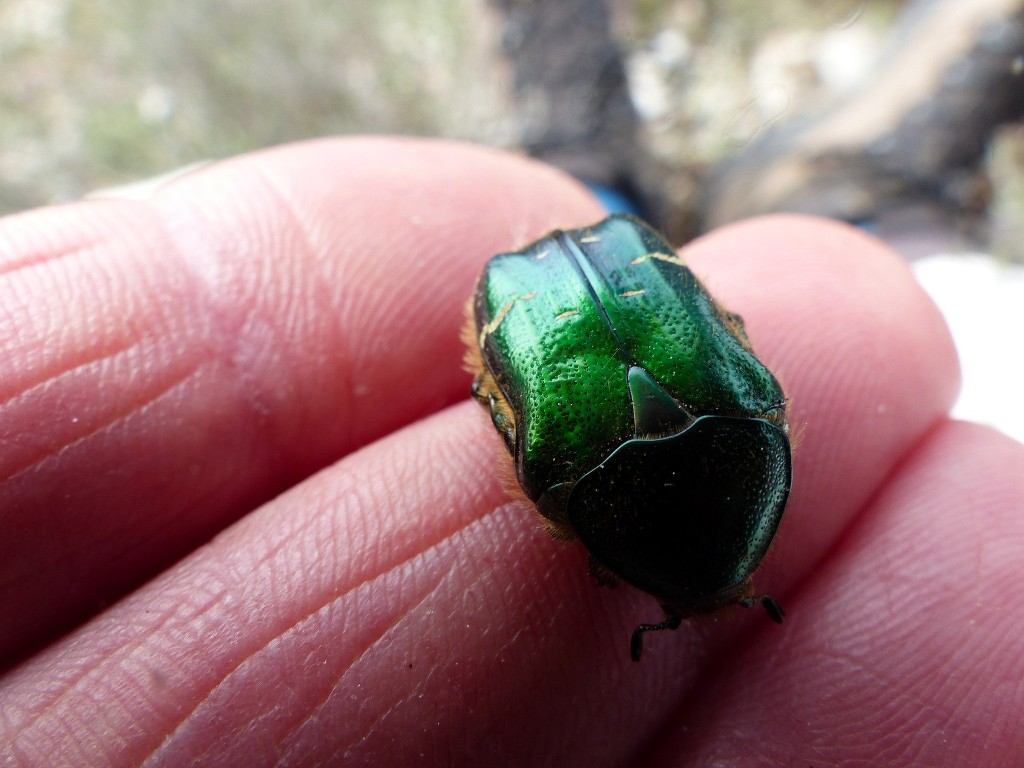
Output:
top-left (0, 208), bottom-right (972, 766)
top-left (0, 138), bottom-right (604, 663)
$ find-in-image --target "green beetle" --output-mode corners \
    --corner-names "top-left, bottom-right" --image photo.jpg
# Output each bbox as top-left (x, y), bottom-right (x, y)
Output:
top-left (465, 214), bottom-right (792, 661)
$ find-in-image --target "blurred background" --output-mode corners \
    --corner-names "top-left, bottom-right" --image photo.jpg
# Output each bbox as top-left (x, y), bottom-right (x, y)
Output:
top-left (1, 0), bottom-right (1022, 438)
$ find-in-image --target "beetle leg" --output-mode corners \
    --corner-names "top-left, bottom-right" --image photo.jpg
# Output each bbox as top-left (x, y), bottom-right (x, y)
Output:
top-left (630, 613), bottom-right (683, 662)
top-left (739, 594), bottom-right (785, 623)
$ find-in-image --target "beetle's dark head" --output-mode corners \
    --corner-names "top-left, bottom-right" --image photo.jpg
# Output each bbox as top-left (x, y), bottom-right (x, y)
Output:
top-left (565, 414), bottom-right (792, 612)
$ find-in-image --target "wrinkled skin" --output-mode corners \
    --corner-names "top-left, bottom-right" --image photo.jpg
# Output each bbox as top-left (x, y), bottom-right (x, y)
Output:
top-left (0, 139), bottom-right (1020, 767)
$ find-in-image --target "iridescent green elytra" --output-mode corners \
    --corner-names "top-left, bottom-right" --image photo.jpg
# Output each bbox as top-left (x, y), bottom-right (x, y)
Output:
top-left (466, 214), bottom-right (792, 661)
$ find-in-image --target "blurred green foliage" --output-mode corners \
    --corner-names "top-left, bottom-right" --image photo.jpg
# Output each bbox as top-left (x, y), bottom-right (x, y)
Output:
top-left (0, 0), bottom-right (505, 213)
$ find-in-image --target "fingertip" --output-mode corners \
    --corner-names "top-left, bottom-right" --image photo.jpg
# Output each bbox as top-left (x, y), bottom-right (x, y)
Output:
top-left (680, 214), bottom-right (961, 595)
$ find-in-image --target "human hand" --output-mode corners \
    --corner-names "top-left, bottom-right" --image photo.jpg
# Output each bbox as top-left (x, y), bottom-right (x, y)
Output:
top-left (0, 139), bottom-right (1020, 766)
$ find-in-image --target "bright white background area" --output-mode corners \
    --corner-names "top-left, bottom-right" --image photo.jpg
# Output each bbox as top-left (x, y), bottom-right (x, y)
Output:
top-left (913, 255), bottom-right (1024, 444)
